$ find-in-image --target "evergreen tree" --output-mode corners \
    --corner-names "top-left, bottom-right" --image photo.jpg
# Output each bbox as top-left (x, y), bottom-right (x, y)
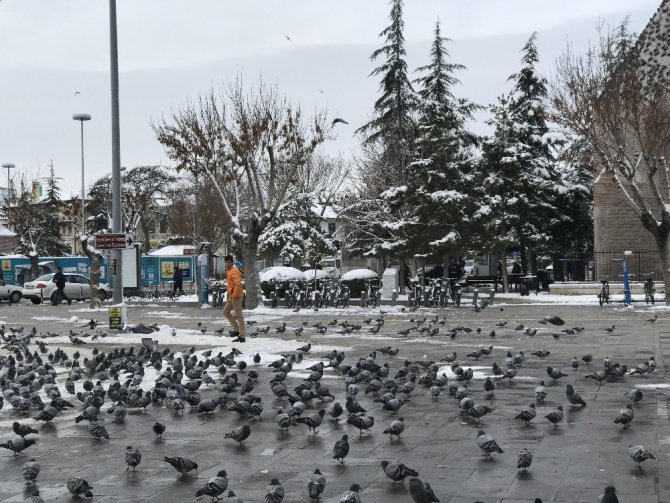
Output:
top-left (259, 191), bottom-right (336, 268)
top-left (41, 165), bottom-right (71, 256)
top-left (503, 32), bottom-right (561, 271)
top-left (392, 20), bottom-right (479, 259)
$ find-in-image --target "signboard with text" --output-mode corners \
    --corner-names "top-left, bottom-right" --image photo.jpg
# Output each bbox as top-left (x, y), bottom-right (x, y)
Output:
top-left (95, 234), bottom-right (134, 250)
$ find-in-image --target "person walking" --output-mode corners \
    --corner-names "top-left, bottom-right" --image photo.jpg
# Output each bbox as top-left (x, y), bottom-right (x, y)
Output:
top-left (172, 266), bottom-right (183, 296)
top-left (223, 255), bottom-right (245, 342)
top-left (52, 267), bottom-right (71, 305)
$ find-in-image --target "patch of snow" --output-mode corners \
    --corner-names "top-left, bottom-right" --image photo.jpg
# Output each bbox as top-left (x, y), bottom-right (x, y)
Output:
top-left (259, 266), bottom-right (306, 283)
top-left (341, 269), bottom-right (378, 281)
top-left (148, 245), bottom-right (196, 256)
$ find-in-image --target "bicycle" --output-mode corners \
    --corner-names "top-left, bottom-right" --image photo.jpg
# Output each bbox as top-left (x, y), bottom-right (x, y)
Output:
top-left (642, 273), bottom-right (655, 305)
top-left (362, 278), bottom-right (380, 308)
top-left (598, 277), bottom-right (610, 306)
top-left (448, 278), bottom-right (462, 307)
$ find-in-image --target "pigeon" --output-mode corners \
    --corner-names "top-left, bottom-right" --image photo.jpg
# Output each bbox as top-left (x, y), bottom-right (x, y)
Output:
top-left (476, 430), bottom-right (504, 458)
top-left (332, 118), bottom-right (349, 126)
top-left (539, 315), bottom-right (564, 325)
top-left (570, 356), bottom-right (579, 370)
top-left (381, 459), bottom-right (419, 483)
top-left (12, 422), bottom-right (39, 438)
top-left (125, 446), bottom-right (142, 471)
top-left (383, 398), bottom-right (405, 414)
top-left (614, 404), bottom-right (634, 428)
top-left (647, 314), bottom-right (657, 323)
top-left (22, 458), bottom-right (40, 484)
top-left (275, 408), bottom-right (296, 431)
top-left (600, 485), bottom-right (619, 503)
top-left (545, 406), bottom-right (564, 428)
top-left (604, 325), bottom-right (615, 333)
top-left (224, 424), bottom-right (251, 443)
top-left (163, 456), bottom-right (199, 475)
top-left (565, 384), bottom-right (587, 407)
top-left (516, 448), bottom-right (533, 471)
top-left (153, 421), bottom-right (166, 438)
top-left (332, 434), bottom-right (350, 464)
top-left (0, 437), bottom-right (37, 455)
top-left (88, 421), bottom-right (110, 440)
top-left (346, 414), bottom-right (375, 433)
top-left (25, 497), bottom-right (45, 503)
top-left (196, 470), bottom-right (229, 500)
top-left (515, 404), bottom-right (537, 425)
top-left (67, 477), bottom-right (93, 498)
top-left (625, 388), bottom-right (643, 405)
top-left (408, 477), bottom-right (439, 503)
top-left (340, 483), bottom-right (362, 503)
top-left (307, 468), bottom-right (326, 501)
top-left (383, 417), bottom-right (405, 439)
top-left (265, 478), bottom-right (285, 503)
top-left (296, 409), bottom-right (326, 434)
top-left (546, 366), bottom-right (567, 381)
top-left (628, 444), bottom-right (655, 467)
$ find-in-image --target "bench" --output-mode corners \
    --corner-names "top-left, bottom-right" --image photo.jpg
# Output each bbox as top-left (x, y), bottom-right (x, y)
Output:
top-left (464, 275), bottom-right (536, 293)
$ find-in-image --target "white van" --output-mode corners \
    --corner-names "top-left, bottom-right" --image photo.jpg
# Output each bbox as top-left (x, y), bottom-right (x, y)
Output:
top-left (320, 256), bottom-right (341, 278)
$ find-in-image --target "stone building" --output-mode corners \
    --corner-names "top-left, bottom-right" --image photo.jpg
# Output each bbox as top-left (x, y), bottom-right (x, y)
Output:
top-left (592, 0), bottom-right (670, 281)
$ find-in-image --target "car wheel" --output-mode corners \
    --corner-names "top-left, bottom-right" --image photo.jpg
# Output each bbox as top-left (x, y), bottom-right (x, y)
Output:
top-left (30, 298), bottom-right (42, 305)
top-left (97, 290), bottom-right (107, 301)
top-left (9, 291), bottom-right (21, 304)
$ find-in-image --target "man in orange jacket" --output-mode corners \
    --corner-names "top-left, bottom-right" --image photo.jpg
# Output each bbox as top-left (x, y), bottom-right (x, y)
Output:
top-left (223, 255), bottom-right (245, 342)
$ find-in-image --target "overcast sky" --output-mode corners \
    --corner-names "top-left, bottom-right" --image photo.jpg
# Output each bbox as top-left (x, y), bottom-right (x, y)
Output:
top-left (0, 0), bottom-right (661, 196)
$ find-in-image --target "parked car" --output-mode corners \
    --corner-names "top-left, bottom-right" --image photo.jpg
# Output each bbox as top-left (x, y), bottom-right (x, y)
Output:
top-left (0, 279), bottom-right (23, 303)
top-left (22, 273), bottom-right (112, 305)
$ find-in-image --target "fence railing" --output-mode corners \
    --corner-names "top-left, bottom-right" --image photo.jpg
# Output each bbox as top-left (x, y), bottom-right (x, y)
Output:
top-left (592, 250), bottom-right (661, 282)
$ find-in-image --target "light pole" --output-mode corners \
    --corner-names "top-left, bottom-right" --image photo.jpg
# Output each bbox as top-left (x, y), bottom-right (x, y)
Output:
top-left (73, 113), bottom-right (91, 237)
top-left (1, 163), bottom-right (15, 202)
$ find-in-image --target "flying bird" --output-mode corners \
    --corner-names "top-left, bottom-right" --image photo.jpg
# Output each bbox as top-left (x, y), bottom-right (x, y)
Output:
top-left (332, 117), bottom-right (349, 126)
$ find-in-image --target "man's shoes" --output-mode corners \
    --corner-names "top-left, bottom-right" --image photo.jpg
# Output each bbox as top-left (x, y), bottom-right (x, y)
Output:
top-left (68, 299), bottom-right (72, 305)
top-left (229, 331), bottom-right (239, 338)
top-left (232, 336), bottom-right (245, 343)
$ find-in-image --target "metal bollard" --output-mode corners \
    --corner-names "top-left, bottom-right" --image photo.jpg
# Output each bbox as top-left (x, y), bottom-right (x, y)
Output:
top-left (391, 289), bottom-right (397, 306)
top-left (407, 292), bottom-right (414, 306)
top-left (489, 288), bottom-right (495, 305)
top-left (313, 291), bottom-right (320, 311)
top-left (423, 287), bottom-right (430, 306)
top-left (472, 289), bottom-right (479, 306)
top-left (360, 291), bottom-right (367, 308)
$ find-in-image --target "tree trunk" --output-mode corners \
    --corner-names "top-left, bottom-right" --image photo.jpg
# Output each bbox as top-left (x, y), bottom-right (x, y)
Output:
top-left (81, 237), bottom-right (103, 308)
top-left (29, 253), bottom-right (39, 281)
top-left (239, 232), bottom-right (262, 309)
top-left (654, 231), bottom-right (670, 306)
top-left (498, 245), bottom-right (508, 293)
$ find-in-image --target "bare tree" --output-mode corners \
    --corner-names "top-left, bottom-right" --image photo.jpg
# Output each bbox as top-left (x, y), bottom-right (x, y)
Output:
top-left (552, 21), bottom-right (670, 303)
top-left (153, 79), bottom-right (329, 307)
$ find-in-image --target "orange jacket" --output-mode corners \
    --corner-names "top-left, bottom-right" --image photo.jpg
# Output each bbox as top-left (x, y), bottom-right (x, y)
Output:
top-left (226, 266), bottom-right (244, 299)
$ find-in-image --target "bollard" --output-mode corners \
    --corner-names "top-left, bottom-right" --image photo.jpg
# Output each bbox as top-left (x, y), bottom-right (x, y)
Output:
top-left (407, 292), bottom-right (414, 307)
top-left (360, 291), bottom-right (367, 308)
top-left (489, 288), bottom-right (495, 305)
top-left (423, 286), bottom-right (430, 307)
top-left (313, 291), bottom-right (320, 311)
top-left (391, 289), bottom-right (397, 306)
top-left (472, 289), bottom-right (479, 306)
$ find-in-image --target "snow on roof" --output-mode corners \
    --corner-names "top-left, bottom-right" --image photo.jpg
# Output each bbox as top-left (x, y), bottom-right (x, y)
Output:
top-left (0, 225), bottom-right (16, 237)
top-left (148, 245), bottom-right (195, 256)
top-left (341, 268), bottom-right (378, 281)
top-left (259, 266), bottom-right (306, 283)
top-left (312, 203), bottom-right (338, 220)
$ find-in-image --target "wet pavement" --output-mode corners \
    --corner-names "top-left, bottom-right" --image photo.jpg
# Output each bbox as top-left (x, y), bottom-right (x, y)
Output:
top-left (0, 297), bottom-right (667, 502)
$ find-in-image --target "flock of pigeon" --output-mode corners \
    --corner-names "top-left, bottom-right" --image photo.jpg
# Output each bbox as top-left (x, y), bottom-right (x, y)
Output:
top-left (0, 306), bottom-right (660, 502)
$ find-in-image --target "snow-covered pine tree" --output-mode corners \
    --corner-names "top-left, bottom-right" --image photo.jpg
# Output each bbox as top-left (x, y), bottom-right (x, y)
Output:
top-left (345, 0), bottom-right (417, 278)
top-left (40, 166), bottom-right (71, 257)
top-left (395, 19), bottom-right (479, 261)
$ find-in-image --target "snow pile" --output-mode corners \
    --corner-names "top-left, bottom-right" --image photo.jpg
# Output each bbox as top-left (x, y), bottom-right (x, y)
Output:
top-left (341, 269), bottom-right (379, 281)
top-left (259, 266), bottom-right (306, 283)
top-left (148, 245), bottom-right (196, 256)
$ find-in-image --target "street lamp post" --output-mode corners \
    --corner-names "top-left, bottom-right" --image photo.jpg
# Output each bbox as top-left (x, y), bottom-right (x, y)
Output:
top-left (73, 113), bottom-right (91, 237)
top-left (1, 163), bottom-right (15, 202)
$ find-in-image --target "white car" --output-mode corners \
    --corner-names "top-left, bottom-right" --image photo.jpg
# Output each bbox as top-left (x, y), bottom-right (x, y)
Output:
top-left (22, 273), bottom-right (112, 305)
top-left (0, 279), bottom-right (23, 304)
